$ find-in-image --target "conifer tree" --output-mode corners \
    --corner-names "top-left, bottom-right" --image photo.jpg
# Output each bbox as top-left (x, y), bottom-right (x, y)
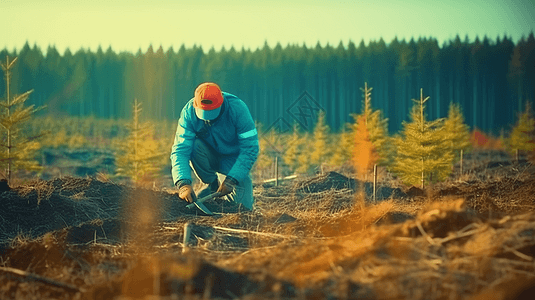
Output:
top-left (441, 102), bottom-right (471, 160)
top-left (310, 111), bottom-right (330, 172)
top-left (392, 89), bottom-right (454, 188)
top-left (296, 131), bottom-right (312, 174)
top-left (115, 99), bottom-right (166, 185)
top-left (253, 123), bottom-right (275, 178)
top-left (351, 82), bottom-right (391, 166)
top-left (0, 56), bottom-right (45, 184)
top-left (329, 124), bottom-right (353, 167)
top-left (283, 124), bottom-right (304, 173)
top-left (352, 115), bottom-right (379, 179)
top-left (508, 102), bottom-right (535, 156)
top-left (359, 82), bottom-right (374, 124)
top-left (255, 137), bottom-right (273, 176)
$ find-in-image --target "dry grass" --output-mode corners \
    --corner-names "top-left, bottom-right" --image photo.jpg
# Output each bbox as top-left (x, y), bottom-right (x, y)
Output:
top-left (1, 153), bottom-right (534, 299)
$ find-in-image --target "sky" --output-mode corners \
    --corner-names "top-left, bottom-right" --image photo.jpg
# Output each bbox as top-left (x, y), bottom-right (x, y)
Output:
top-left (1, 0), bottom-right (534, 55)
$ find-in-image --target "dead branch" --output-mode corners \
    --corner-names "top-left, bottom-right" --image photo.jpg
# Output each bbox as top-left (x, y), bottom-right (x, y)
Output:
top-left (415, 221), bottom-right (437, 245)
top-left (212, 226), bottom-right (296, 239)
top-left (0, 266), bottom-right (83, 293)
top-left (436, 227), bottom-right (486, 245)
top-left (163, 225), bottom-right (296, 239)
top-left (503, 245), bottom-right (534, 261)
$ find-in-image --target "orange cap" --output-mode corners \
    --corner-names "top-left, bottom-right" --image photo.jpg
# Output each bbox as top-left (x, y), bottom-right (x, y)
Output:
top-left (194, 82), bottom-right (224, 111)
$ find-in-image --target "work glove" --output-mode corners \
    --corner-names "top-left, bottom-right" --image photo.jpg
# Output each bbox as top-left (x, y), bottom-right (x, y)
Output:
top-left (217, 176), bottom-right (238, 196)
top-left (178, 185), bottom-right (197, 203)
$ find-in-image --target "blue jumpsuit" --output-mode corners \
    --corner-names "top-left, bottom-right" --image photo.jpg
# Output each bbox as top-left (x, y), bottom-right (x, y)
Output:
top-left (170, 92), bottom-right (259, 209)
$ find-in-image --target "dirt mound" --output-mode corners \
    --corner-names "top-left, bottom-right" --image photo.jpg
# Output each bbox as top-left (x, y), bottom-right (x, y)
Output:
top-left (296, 171), bottom-right (355, 192)
top-left (64, 219), bottom-right (122, 245)
top-left (0, 178), bottom-right (116, 244)
top-left (459, 150), bottom-right (535, 181)
top-left (433, 177), bottom-right (535, 214)
top-left (406, 186), bottom-right (425, 197)
top-left (295, 171), bottom-right (407, 200)
top-left (0, 176), bottom-right (241, 246)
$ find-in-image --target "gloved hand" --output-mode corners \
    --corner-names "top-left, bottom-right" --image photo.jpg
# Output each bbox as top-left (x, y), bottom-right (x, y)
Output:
top-left (178, 185), bottom-right (197, 203)
top-left (217, 176), bottom-right (238, 196)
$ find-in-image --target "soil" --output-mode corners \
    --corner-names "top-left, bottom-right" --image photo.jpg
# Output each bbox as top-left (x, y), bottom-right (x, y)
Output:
top-left (1, 149), bottom-right (535, 299)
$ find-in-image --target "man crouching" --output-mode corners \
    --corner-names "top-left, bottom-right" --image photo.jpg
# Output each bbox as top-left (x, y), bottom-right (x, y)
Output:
top-left (170, 82), bottom-right (259, 210)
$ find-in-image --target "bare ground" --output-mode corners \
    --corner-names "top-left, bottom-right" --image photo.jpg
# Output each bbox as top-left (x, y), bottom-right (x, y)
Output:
top-left (1, 150), bottom-right (535, 299)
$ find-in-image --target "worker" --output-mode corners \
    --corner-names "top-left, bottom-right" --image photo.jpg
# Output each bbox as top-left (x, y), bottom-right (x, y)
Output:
top-left (170, 82), bottom-right (259, 210)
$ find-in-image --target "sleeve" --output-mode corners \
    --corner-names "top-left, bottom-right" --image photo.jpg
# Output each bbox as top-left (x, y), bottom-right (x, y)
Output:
top-left (226, 100), bottom-right (259, 183)
top-left (170, 105), bottom-right (197, 185)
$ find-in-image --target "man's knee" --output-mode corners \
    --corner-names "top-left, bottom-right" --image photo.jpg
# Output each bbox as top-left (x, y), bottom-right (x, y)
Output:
top-left (230, 175), bottom-right (254, 210)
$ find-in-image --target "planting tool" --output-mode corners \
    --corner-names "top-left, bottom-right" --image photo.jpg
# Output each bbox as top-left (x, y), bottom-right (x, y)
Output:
top-left (186, 191), bottom-right (223, 215)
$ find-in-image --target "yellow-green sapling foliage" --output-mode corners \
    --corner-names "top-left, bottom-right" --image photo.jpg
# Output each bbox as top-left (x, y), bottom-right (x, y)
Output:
top-left (115, 99), bottom-right (166, 185)
top-left (441, 102), bottom-right (471, 161)
top-left (350, 82), bottom-right (390, 167)
top-left (0, 56), bottom-right (46, 184)
top-left (393, 89), bottom-right (454, 188)
top-left (310, 110), bottom-right (330, 171)
top-left (508, 102), bottom-right (535, 156)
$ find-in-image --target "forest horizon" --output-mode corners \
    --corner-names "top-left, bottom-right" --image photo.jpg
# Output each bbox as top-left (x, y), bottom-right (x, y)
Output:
top-left (1, 33), bottom-right (534, 135)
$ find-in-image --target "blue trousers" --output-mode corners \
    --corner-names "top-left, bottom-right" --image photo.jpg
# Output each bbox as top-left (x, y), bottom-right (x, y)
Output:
top-left (190, 138), bottom-right (254, 210)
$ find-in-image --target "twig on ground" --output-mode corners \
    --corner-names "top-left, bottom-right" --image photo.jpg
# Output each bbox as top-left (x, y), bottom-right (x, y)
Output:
top-left (373, 211), bottom-right (389, 224)
top-left (162, 225), bottom-right (296, 239)
top-left (493, 257), bottom-right (535, 267)
top-left (436, 227), bottom-right (486, 245)
top-left (505, 267), bottom-right (535, 277)
top-left (212, 226), bottom-right (296, 239)
top-left (0, 266), bottom-right (83, 293)
top-left (237, 244), bottom-right (284, 256)
top-left (416, 221), bottom-right (437, 246)
top-left (503, 245), bottom-right (534, 261)
top-left (498, 215), bottom-right (511, 224)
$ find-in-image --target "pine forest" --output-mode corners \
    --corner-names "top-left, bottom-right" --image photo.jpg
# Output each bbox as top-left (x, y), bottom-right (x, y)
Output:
top-left (1, 34), bottom-right (534, 135)
top-left (2, 33), bottom-right (535, 300)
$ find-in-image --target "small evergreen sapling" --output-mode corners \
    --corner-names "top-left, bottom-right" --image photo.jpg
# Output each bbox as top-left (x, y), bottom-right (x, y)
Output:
top-left (442, 102), bottom-right (471, 161)
top-left (350, 82), bottom-right (390, 166)
top-left (352, 115), bottom-right (378, 180)
top-left (328, 124), bottom-right (353, 167)
top-left (296, 131), bottom-right (312, 174)
top-left (115, 99), bottom-right (166, 185)
top-left (256, 125), bottom-right (283, 178)
top-left (0, 56), bottom-right (45, 184)
top-left (392, 89), bottom-right (453, 188)
top-left (283, 124), bottom-right (305, 173)
top-left (310, 111), bottom-right (330, 173)
top-left (508, 102), bottom-right (535, 158)
top-left (252, 122), bottom-right (273, 177)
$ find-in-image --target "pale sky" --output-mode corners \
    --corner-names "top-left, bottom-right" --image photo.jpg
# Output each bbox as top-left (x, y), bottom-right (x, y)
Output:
top-left (1, 0), bottom-right (534, 54)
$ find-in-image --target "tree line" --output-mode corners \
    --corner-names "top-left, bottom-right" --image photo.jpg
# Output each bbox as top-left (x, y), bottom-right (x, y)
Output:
top-left (3, 53), bottom-right (534, 187)
top-left (1, 33), bottom-right (534, 134)
top-left (263, 84), bottom-right (534, 188)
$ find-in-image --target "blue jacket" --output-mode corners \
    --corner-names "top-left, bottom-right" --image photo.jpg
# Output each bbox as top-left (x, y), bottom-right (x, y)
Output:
top-left (170, 92), bottom-right (259, 185)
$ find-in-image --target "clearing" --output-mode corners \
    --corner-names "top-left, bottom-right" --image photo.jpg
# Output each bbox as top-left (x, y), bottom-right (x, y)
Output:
top-left (0, 150), bottom-right (534, 299)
